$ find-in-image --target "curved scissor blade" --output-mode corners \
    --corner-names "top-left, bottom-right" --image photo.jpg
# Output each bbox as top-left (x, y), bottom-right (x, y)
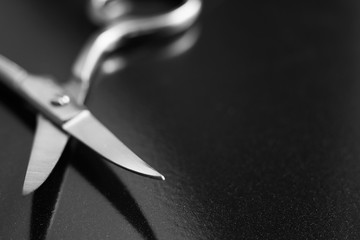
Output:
top-left (22, 115), bottom-right (69, 195)
top-left (63, 110), bottom-right (165, 180)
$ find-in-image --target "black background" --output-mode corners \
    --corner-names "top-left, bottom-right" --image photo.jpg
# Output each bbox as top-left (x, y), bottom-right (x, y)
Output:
top-left (1, 0), bottom-right (360, 239)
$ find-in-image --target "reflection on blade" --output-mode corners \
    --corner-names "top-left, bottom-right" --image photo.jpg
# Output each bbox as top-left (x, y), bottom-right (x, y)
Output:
top-left (23, 115), bottom-right (69, 195)
top-left (63, 110), bottom-right (165, 180)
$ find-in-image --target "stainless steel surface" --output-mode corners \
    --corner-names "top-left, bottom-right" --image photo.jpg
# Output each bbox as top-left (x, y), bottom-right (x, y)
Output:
top-left (0, 57), bottom-right (84, 124)
top-left (63, 110), bottom-right (164, 179)
top-left (0, 52), bottom-right (165, 193)
top-left (20, 0), bottom-right (201, 194)
top-left (0, 55), bottom-right (29, 90)
top-left (21, 76), bottom-right (85, 124)
top-left (74, 0), bottom-right (202, 89)
top-left (88, 0), bottom-right (132, 25)
top-left (23, 116), bottom-right (67, 195)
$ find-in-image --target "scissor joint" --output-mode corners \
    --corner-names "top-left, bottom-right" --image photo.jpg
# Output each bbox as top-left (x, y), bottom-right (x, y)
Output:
top-left (50, 94), bottom-right (71, 107)
top-left (19, 75), bottom-right (85, 125)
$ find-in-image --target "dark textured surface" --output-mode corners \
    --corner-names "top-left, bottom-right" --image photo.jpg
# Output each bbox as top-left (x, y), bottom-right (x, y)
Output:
top-left (1, 0), bottom-right (360, 239)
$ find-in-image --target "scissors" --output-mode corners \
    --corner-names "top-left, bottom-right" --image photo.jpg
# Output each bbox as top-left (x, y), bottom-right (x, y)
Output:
top-left (0, 0), bottom-right (202, 195)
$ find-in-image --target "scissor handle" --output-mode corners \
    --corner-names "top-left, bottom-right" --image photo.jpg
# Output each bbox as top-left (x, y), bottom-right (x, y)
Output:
top-left (0, 55), bottom-right (29, 90)
top-left (88, 0), bottom-right (132, 25)
top-left (74, 0), bottom-right (202, 84)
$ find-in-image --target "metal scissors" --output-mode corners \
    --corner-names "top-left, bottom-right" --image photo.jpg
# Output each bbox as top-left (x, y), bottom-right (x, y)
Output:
top-left (0, 0), bottom-right (202, 195)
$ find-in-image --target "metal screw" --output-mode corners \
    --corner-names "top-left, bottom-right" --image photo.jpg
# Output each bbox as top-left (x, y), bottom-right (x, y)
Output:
top-left (51, 94), bottom-right (71, 106)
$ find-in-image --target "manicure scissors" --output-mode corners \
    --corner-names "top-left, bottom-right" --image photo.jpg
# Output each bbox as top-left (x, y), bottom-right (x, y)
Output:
top-left (0, 0), bottom-right (201, 195)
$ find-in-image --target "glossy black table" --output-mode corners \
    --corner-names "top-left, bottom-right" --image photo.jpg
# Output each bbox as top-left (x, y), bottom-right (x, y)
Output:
top-left (1, 0), bottom-right (360, 239)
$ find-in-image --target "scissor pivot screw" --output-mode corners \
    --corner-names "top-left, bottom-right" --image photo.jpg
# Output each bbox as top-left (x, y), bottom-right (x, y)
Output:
top-left (51, 94), bottom-right (71, 106)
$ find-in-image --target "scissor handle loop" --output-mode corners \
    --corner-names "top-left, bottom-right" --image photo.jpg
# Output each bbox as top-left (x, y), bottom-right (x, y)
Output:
top-left (88, 0), bottom-right (131, 25)
top-left (74, 0), bottom-right (201, 84)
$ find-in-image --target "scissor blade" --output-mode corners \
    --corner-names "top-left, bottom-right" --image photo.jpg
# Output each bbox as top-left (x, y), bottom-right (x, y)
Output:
top-left (63, 110), bottom-right (165, 180)
top-left (23, 115), bottom-right (69, 195)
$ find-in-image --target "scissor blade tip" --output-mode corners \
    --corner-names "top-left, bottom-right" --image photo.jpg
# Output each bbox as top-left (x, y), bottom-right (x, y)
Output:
top-left (22, 175), bottom-right (44, 195)
top-left (146, 166), bottom-right (165, 180)
top-left (120, 162), bottom-right (165, 180)
top-left (147, 171), bottom-right (165, 181)
top-left (63, 111), bottom-right (166, 180)
top-left (22, 186), bottom-right (34, 196)
top-left (22, 179), bottom-right (41, 195)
